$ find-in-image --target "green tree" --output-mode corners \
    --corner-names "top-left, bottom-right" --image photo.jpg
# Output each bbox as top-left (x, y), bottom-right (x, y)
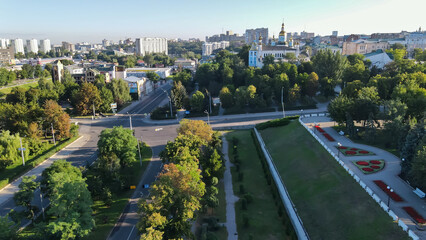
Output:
top-left (263, 55), bottom-right (275, 66)
top-left (43, 100), bottom-right (71, 140)
top-left (173, 70), bottom-right (192, 90)
top-left (304, 72), bottom-right (319, 97)
top-left (190, 90), bottom-right (205, 112)
top-left (41, 160), bottom-right (82, 196)
top-left (143, 54), bottom-right (155, 67)
top-left (238, 45), bottom-right (251, 66)
top-left (328, 95), bottom-right (354, 124)
top-left (319, 77), bottom-right (335, 97)
top-left (219, 86), bottom-right (233, 109)
top-left (288, 83), bottom-right (301, 103)
top-left (312, 49), bottom-right (348, 92)
top-left (99, 86), bottom-right (114, 113)
top-left (171, 81), bottom-right (187, 109)
top-left (72, 82), bottom-right (101, 116)
top-left (0, 215), bottom-right (17, 240)
top-left (146, 71), bottom-right (160, 91)
top-left (13, 175), bottom-right (39, 220)
top-left (401, 119), bottom-right (425, 175)
top-left (177, 119), bottom-right (213, 143)
top-left (108, 78), bottom-right (132, 107)
top-left (409, 145), bottom-right (426, 190)
top-left (98, 126), bottom-right (138, 167)
top-left (0, 131), bottom-right (27, 169)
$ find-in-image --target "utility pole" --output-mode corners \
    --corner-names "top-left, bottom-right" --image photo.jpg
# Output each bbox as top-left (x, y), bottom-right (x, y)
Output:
top-left (19, 136), bottom-right (25, 166)
top-left (128, 112), bottom-right (133, 131)
top-left (51, 123), bottom-right (56, 146)
top-left (137, 139), bottom-right (142, 167)
top-left (281, 87), bottom-right (285, 118)
top-left (204, 110), bottom-right (210, 126)
top-left (92, 103), bottom-right (96, 118)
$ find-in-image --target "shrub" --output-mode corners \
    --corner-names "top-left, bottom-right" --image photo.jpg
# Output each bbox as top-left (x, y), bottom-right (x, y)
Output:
top-left (243, 213), bottom-right (250, 227)
top-left (244, 193), bottom-right (253, 204)
top-left (238, 172), bottom-right (244, 181)
top-left (239, 184), bottom-right (245, 194)
top-left (256, 116), bottom-right (298, 130)
top-left (241, 198), bottom-right (247, 210)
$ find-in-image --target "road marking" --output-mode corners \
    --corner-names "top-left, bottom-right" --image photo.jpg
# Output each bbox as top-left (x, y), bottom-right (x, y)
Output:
top-left (126, 225), bottom-right (136, 240)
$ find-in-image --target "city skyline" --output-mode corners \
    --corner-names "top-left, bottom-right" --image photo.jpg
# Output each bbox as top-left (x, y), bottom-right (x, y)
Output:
top-left (0, 0), bottom-right (424, 44)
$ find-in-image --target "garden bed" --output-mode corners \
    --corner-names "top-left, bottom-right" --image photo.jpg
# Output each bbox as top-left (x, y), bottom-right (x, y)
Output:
top-left (373, 180), bottom-right (404, 202)
top-left (353, 160), bottom-right (385, 174)
top-left (402, 207), bottom-right (425, 224)
top-left (337, 146), bottom-right (375, 156)
top-left (323, 133), bottom-right (335, 141)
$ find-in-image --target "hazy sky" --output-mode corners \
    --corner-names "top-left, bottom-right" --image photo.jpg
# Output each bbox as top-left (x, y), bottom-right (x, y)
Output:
top-left (0, 0), bottom-right (424, 44)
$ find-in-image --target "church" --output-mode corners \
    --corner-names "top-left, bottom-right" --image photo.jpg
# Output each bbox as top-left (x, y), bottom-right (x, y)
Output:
top-left (248, 23), bottom-right (300, 68)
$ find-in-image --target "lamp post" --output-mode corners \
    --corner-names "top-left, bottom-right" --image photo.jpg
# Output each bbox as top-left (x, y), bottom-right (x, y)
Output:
top-left (51, 123), bottom-right (56, 146)
top-left (337, 142), bottom-right (342, 158)
top-left (137, 138), bottom-right (142, 167)
top-left (127, 112), bottom-right (133, 131)
top-left (19, 136), bottom-right (25, 166)
top-left (281, 87), bottom-right (285, 118)
top-left (204, 110), bottom-right (210, 126)
top-left (162, 89), bottom-right (172, 117)
top-left (402, 158), bottom-right (405, 162)
top-left (387, 186), bottom-right (393, 211)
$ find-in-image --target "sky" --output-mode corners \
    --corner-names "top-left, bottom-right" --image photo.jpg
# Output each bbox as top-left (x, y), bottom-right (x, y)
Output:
top-left (0, 0), bottom-right (424, 44)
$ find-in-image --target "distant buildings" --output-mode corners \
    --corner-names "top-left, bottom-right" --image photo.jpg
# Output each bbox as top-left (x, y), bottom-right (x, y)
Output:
top-left (0, 39), bottom-right (10, 49)
top-left (0, 47), bottom-right (14, 65)
top-left (102, 39), bottom-right (111, 48)
top-left (11, 39), bottom-right (24, 54)
top-left (332, 31), bottom-right (338, 37)
top-left (135, 38), bottom-right (168, 56)
top-left (52, 60), bottom-right (64, 82)
top-left (406, 30), bottom-right (426, 54)
top-left (126, 67), bottom-right (171, 79)
top-left (342, 39), bottom-right (389, 55)
top-left (245, 28), bottom-right (269, 45)
top-left (206, 30), bottom-right (245, 42)
top-left (62, 41), bottom-right (75, 52)
top-left (300, 31), bottom-right (315, 39)
top-left (202, 41), bottom-right (230, 56)
top-left (40, 39), bottom-right (51, 53)
top-left (26, 39), bottom-right (38, 53)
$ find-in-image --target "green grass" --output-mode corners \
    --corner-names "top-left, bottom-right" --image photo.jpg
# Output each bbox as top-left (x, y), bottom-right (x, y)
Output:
top-left (82, 144), bottom-right (152, 240)
top-left (336, 146), bottom-right (376, 156)
top-left (332, 126), bottom-right (400, 157)
top-left (352, 160), bottom-right (385, 174)
top-left (0, 136), bottom-right (80, 190)
top-left (0, 82), bottom-right (39, 96)
top-left (260, 121), bottom-right (408, 240)
top-left (226, 131), bottom-right (292, 240)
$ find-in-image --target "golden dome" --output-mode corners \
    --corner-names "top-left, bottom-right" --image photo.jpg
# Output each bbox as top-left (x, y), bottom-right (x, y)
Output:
top-left (279, 23), bottom-right (285, 36)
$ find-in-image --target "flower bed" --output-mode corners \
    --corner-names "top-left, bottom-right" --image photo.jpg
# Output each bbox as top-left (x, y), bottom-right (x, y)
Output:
top-left (353, 160), bottom-right (385, 174)
top-left (314, 125), bottom-right (325, 133)
top-left (322, 133), bottom-right (335, 142)
top-left (373, 180), bottom-right (403, 202)
top-left (336, 145), bottom-right (375, 156)
top-left (403, 206), bottom-right (426, 224)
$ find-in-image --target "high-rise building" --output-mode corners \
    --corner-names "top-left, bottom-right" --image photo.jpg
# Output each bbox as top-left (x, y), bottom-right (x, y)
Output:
top-left (40, 39), bottom-right (51, 53)
top-left (62, 41), bottom-right (75, 52)
top-left (202, 41), bottom-right (230, 56)
top-left (102, 39), bottom-right (111, 47)
top-left (0, 39), bottom-right (9, 49)
top-left (27, 39), bottom-right (38, 53)
top-left (332, 31), bottom-right (338, 37)
top-left (11, 39), bottom-right (24, 54)
top-left (245, 28), bottom-right (269, 44)
top-left (135, 38), bottom-right (168, 56)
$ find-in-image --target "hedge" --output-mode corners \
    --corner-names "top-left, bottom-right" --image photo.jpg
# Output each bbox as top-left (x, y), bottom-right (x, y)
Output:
top-left (255, 116), bottom-right (299, 130)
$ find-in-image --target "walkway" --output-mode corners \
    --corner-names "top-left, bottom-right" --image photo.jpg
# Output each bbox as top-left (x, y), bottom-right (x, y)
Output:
top-left (222, 136), bottom-right (239, 240)
top-left (301, 116), bottom-right (426, 238)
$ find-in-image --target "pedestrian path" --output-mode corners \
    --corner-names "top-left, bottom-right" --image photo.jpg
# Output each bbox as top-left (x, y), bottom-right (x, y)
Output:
top-left (302, 116), bottom-right (426, 238)
top-left (222, 136), bottom-right (239, 240)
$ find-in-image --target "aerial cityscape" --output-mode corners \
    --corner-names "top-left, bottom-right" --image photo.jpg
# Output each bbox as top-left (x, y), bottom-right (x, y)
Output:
top-left (0, 0), bottom-right (425, 240)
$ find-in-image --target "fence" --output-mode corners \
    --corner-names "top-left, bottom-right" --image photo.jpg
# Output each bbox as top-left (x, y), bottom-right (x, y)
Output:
top-left (253, 128), bottom-right (310, 240)
top-left (298, 116), bottom-right (420, 240)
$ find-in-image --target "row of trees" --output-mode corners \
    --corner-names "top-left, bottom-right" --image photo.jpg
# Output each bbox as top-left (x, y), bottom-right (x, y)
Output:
top-left (138, 120), bottom-right (224, 239)
top-left (89, 51), bottom-right (175, 68)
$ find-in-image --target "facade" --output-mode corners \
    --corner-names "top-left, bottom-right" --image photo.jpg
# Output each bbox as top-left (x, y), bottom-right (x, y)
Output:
top-left (342, 39), bottom-right (389, 55)
top-left (124, 76), bottom-right (148, 99)
top-left (40, 39), bottom-right (51, 53)
top-left (332, 31), bottom-right (338, 37)
top-left (62, 41), bottom-right (75, 52)
top-left (202, 41), bottom-right (230, 56)
top-left (174, 58), bottom-right (196, 69)
top-left (12, 39), bottom-right (24, 54)
top-left (364, 49), bottom-right (393, 69)
top-left (52, 60), bottom-right (64, 82)
top-left (102, 39), bottom-right (111, 48)
top-left (0, 39), bottom-right (9, 49)
top-left (126, 67), bottom-right (172, 79)
top-left (406, 31), bottom-right (426, 53)
top-left (312, 44), bottom-right (342, 55)
top-left (245, 28), bottom-right (269, 45)
top-left (300, 31), bottom-right (315, 39)
top-left (0, 47), bottom-right (14, 65)
top-left (248, 23), bottom-right (299, 68)
top-left (26, 39), bottom-right (38, 53)
top-left (135, 38), bottom-right (168, 56)
top-left (85, 68), bottom-right (111, 83)
top-left (206, 31), bottom-right (245, 42)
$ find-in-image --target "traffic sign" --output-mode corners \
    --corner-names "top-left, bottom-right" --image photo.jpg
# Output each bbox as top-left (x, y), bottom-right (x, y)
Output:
top-left (185, 111), bottom-right (190, 114)
top-left (110, 103), bottom-right (117, 109)
top-left (130, 185), bottom-right (136, 189)
top-left (18, 148), bottom-right (26, 151)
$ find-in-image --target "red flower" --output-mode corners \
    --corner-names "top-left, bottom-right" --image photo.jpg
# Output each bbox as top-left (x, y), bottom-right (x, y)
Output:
top-left (373, 180), bottom-right (403, 202)
top-left (350, 148), bottom-right (358, 151)
top-left (359, 150), bottom-right (370, 154)
top-left (345, 151), bottom-right (356, 155)
top-left (356, 161), bottom-right (369, 166)
top-left (369, 160), bottom-right (381, 165)
top-left (403, 207), bottom-right (426, 224)
top-left (362, 167), bottom-right (373, 172)
top-left (371, 165), bottom-right (380, 169)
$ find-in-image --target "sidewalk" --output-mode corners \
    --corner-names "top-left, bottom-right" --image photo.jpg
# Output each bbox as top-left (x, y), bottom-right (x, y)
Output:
top-left (302, 116), bottom-right (426, 238)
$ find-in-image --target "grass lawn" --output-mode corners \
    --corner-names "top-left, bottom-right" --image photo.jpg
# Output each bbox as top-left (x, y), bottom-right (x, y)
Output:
top-left (82, 144), bottom-right (152, 240)
top-left (260, 121), bottom-right (408, 240)
top-left (0, 136), bottom-right (79, 190)
top-left (353, 160), bottom-right (385, 174)
top-left (0, 81), bottom-right (39, 97)
top-left (226, 131), bottom-right (293, 240)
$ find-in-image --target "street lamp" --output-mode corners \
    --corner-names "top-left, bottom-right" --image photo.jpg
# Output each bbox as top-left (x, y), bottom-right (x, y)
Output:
top-left (337, 142), bottom-right (342, 158)
top-left (281, 87), bottom-right (285, 118)
top-left (127, 112), bottom-right (133, 131)
top-left (401, 158), bottom-right (405, 162)
top-left (162, 89), bottom-right (173, 118)
top-left (387, 186), bottom-right (394, 211)
top-left (204, 110), bottom-right (210, 126)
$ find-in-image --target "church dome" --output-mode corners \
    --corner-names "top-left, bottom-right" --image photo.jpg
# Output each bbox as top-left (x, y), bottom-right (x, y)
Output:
top-left (279, 23), bottom-right (285, 36)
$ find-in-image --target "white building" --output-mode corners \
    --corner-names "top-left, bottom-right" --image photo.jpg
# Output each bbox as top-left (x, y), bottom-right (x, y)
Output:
top-left (40, 39), bottom-right (51, 53)
top-left (202, 41), bottom-right (230, 56)
top-left (124, 76), bottom-right (149, 98)
top-left (12, 39), bottom-right (24, 54)
top-left (406, 31), bottom-right (426, 53)
top-left (0, 39), bottom-right (9, 49)
top-left (135, 37), bottom-right (168, 56)
top-left (27, 39), bottom-right (39, 53)
top-left (364, 49), bottom-right (393, 69)
top-left (102, 39), bottom-right (111, 48)
top-left (126, 67), bottom-right (171, 79)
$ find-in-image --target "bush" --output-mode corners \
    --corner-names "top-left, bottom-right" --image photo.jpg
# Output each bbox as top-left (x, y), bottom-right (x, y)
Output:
top-left (150, 104), bottom-right (177, 120)
top-left (204, 217), bottom-right (219, 231)
top-left (241, 198), bottom-right (247, 210)
top-left (238, 172), bottom-right (244, 181)
top-left (244, 193), bottom-right (253, 204)
top-left (243, 213), bottom-right (250, 227)
top-left (256, 116), bottom-right (299, 130)
top-left (239, 184), bottom-right (245, 194)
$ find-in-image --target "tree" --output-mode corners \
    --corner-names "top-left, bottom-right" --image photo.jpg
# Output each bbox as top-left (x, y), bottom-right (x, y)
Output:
top-left (328, 95), bottom-right (354, 124)
top-left (147, 71), bottom-right (160, 91)
top-left (190, 91), bottom-right (205, 112)
top-left (14, 175), bottom-right (39, 220)
top-left (304, 72), bottom-right (319, 97)
top-left (312, 49), bottom-right (348, 89)
top-left (43, 100), bottom-right (71, 140)
top-left (285, 53), bottom-right (297, 63)
top-left (288, 84), bottom-right (301, 103)
top-left (160, 134), bottom-right (204, 163)
top-left (263, 55), bottom-right (275, 66)
top-left (171, 81), bottom-right (187, 109)
top-left (219, 86), bottom-right (233, 109)
top-left (365, 112), bottom-right (376, 143)
top-left (98, 126), bottom-right (138, 167)
top-left (143, 55), bottom-right (155, 67)
top-left (41, 160), bottom-right (82, 196)
top-left (0, 215), bottom-right (17, 240)
top-left (72, 82), bottom-right (101, 115)
top-left (173, 70), bottom-right (192, 90)
top-left (409, 145), bottom-right (426, 190)
top-left (27, 122), bottom-right (41, 139)
top-left (401, 119), bottom-right (425, 175)
top-left (99, 86), bottom-right (114, 113)
top-left (238, 45), bottom-right (251, 66)
top-left (46, 170), bottom-right (94, 239)
top-left (138, 162), bottom-right (205, 240)
top-left (108, 78), bottom-right (131, 107)
top-left (177, 119), bottom-right (213, 143)
top-left (319, 77), bottom-right (335, 97)
top-left (0, 131), bottom-right (27, 169)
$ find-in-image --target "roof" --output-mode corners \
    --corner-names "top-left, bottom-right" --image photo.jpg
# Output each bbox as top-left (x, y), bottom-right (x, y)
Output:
top-left (124, 76), bottom-right (145, 82)
top-left (363, 49), bottom-right (393, 60)
top-left (262, 45), bottom-right (296, 51)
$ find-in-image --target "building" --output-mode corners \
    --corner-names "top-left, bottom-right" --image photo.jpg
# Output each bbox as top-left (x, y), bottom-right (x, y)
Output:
top-left (26, 39), bottom-right (38, 53)
top-left (0, 39), bottom-right (9, 49)
top-left (245, 28), bottom-right (269, 45)
top-left (126, 67), bottom-right (171, 79)
top-left (62, 41), bottom-right (75, 52)
top-left (65, 65), bottom-right (85, 82)
top-left (364, 49), bottom-right (393, 69)
top-left (370, 32), bottom-right (406, 40)
top-left (124, 76), bottom-right (148, 99)
top-left (11, 39), bottom-right (24, 54)
top-left (0, 47), bottom-right (14, 65)
top-left (332, 31), bottom-right (338, 37)
top-left (135, 38), bottom-right (168, 56)
top-left (406, 30), bottom-right (426, 54)
top-left (202, 41), bottom-right (230, 56)
top-left (312, 44), bottom-right (342, 55)
top-left (40, 39), bottom-right (51, 53)
top-left (174, 58), bottom-right (196, 69)
top-left (84, 68), bottom-right (110, 83)
top-left (206, 31), bottom-right (245, 42)
top-left (300, 31), bottom-right (315, 39)
top-left (248, 23), bottom-right (299, 68)
top-left (102, 39), bottom-right (111, 48)
top-left (342, 39), bottom-right (389, 55)
top-left (52, 60), bottom-right (64, 82)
